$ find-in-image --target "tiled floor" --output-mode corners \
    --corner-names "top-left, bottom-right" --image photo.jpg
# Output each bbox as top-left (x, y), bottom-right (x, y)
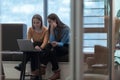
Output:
top-left (2, 61), bottom-right (70, 80)
top-left (2, 61), bottom-right (111, 80)
top-left (3, 61), bottom-right (29, 80)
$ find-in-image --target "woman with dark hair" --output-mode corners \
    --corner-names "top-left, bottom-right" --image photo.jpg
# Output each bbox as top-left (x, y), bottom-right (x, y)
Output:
top-left (14, 14), bottom-right (48, 79)
top-left (41, 13), bottom-right (70, 80)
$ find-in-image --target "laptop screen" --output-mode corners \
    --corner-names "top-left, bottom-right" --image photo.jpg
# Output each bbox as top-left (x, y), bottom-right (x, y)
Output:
top-left (17, 39), bottom-right (35, 51)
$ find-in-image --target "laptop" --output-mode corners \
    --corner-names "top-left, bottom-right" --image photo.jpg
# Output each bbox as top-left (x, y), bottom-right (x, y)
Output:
top-left (17, 39), bottom-right (38, 52)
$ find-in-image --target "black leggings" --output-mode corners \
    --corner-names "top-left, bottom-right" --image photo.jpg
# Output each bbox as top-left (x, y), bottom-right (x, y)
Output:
top-left (23, 52), bottom-right (40, 71)
top-left (41, 43), bottom-right (69, 71)
top-left (21, 42), bottom-right (42, 71)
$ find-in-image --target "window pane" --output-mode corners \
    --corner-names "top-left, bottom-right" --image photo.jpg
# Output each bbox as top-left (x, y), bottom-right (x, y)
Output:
top-left (85, 0), bottom-right (104, 2)
top-left (48, 0), bottom-right (70, 26)
top-left (84, 24), bottom-right (104, 28)
top-left (83, 33), bottom-right (107, 52)
top-left (84, 2), bottom-right (104, 8)
top-left (83, 48), bottom-right (94, 53)
top-left (83, 0), bottom-right (106, 53)
top-left (84, 33), bottom-right (107, 39)
top-left (84, 40), bottom-right (107, 47)
top-left (84, 9), bottom-right (104, 16)
top-left (84, 17), bottom-right (104, 23)
top-left (0, 0), bottom-right (43, 28)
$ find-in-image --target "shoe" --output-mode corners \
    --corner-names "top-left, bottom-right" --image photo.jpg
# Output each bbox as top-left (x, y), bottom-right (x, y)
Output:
top-left (48, 69), bottom-right (60, 80)
top-left (30, 76), bottom-right (39, 80)
top-left (31, 70), bottom-right (40, 76)
top-left (31, 65), bottom-right (46, 75)
top-left (1, 75), bottom-right (5, 80)
top-left (40, 64), bottom-right (46, 75)
top-left (14, 65), bottom-right (22, 71)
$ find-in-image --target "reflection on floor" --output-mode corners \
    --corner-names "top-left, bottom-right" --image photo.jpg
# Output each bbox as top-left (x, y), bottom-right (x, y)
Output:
top-left (84, 63), bottom-right (120, 80)
top-left (83, 63), bottom-right (109, 80)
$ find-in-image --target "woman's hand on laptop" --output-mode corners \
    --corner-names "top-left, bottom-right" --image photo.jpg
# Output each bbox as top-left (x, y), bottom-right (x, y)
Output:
top-left (35, 46), bottom-right (42, 51)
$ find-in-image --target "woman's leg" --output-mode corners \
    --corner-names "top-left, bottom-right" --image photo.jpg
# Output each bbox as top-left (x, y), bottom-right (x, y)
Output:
top-left (39, 43), bottom-right (60, 71)
top-left (30, 52), bottom-right (42, 80)
top-left (42, 45), bottom-right (68, 71)
top-left (41, 43), bottom-right (53, 65)
top-left (14, 52), bottom-right (31, 71)
top-left (48, 46), bottom-right (69, 80)
top-left (50, 46), bottom-right (69, 71)
top-left (30, 53), bottom-right (39, 72)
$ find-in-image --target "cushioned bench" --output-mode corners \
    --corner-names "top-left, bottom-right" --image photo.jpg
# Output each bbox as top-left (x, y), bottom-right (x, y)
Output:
top-left (2, 51), bottom-right (23, 61)
top-left (2, 51), bottom-right (69, 62)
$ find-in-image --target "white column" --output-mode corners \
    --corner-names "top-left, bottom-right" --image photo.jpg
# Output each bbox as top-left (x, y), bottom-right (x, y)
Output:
top-left (70, 0), bottom-right (83, 80)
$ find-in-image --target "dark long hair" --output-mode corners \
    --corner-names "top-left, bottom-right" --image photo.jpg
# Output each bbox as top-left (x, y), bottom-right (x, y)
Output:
top-left (47, 13), bottom-right (65, 41)
top-left (32, 14), bottom-right (43, 29)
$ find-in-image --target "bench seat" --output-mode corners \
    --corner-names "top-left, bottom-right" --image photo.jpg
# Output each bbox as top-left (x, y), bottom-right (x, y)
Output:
top-left (2, 51), bottom-right (69, 62)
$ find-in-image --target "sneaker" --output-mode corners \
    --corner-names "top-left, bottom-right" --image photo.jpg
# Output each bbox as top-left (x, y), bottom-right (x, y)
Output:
top-left (14, 65), bottom-right (22, 71)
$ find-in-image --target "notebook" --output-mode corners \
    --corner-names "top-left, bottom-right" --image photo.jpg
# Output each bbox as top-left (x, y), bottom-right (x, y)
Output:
top-left (17, 39), bottom-right (38, 52)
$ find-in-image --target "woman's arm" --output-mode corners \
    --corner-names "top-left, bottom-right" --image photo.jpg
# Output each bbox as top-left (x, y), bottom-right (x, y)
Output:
top-left (40, 30), bottom-right (49, 49)
top-left (57, 27), bottom-right (70, 46)
top-left (27, 27), bottom-right (32, 40)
